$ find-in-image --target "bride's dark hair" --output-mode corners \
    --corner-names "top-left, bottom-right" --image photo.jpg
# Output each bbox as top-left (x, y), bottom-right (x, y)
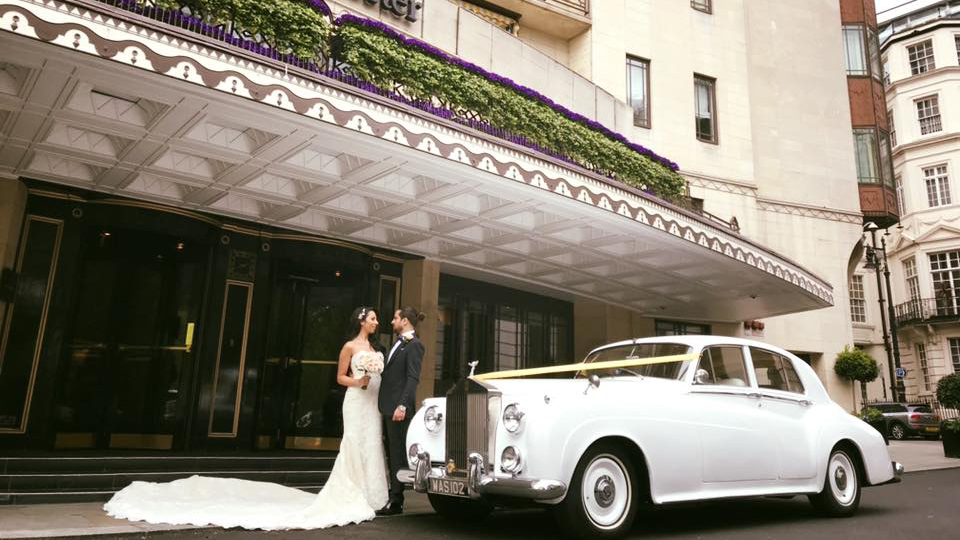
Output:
top-left (347, 306), bottom-right (382, 352)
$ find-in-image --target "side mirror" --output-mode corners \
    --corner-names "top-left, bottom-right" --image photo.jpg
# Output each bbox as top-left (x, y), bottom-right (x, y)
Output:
top-left (583, 374), bottom-right (601, 394)
top-left (694, 369), bottom-right (711, 385)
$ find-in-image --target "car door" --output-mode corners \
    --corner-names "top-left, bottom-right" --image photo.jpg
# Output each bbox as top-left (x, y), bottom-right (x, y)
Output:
top-left (688, 345), bottom-right (779, 483)
top-left (747, 347), bottom-right (817, 480)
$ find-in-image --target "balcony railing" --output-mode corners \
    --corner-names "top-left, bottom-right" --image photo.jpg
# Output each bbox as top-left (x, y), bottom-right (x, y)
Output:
top-left (894, 297), bottom-right (960, 326)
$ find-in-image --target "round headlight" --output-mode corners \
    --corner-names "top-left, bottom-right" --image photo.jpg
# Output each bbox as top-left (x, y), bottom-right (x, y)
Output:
top-left (500, 446), bottom-right (522, 474)
top-left (502, 403), bottom-right (524, 433)
top-left (408, 443), bottom-right (423, 467)
top-left (424, 405), bottom-right (442, 432)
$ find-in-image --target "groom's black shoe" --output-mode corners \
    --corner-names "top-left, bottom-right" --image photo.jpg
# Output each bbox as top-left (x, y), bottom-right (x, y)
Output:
top-left (375, 503), bottom-right (403, 516)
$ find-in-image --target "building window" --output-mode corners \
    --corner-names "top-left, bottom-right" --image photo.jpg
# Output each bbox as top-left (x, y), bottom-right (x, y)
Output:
top-left (929, 250), bottom-right (960, 316)
top-left (852, 128), bottom-right (881, 183)
top-left (916, 96), bottom-right (942, 135)
top-left (907, 39), bottom-right (936, 75)
top-left (867, 27), bottom-right (882, 81)
top-left (904, 257), bottom-right (921, 301)
top-left (956, 35), bottom-right (960, 64)
top-left (883, 58), bottom-right (891, 85)
top-left (850, 275), bottom-right (867, 323)
top-left (896, 175), bottom-right (905, 214)
top-left (691, 0), bottom-right (711, 14)
top-left (655, 320), bottom-right (711, 336)
top-left (924, 165), bottom-right (951, 207)
top-left (694, 75), bottom-right (717, 143)
top-left (626, 56), bottom-right (650, 128)
top-left (916, 342), bottom-right (930, 391)
top-left (842, 25), bottom-right (868, 76)
top-left (889, 109), bottom-right (897, 147)
top-left (878, 130), bottom-right (894, 187)
top-left (950, 337), bottom-right (960, 373)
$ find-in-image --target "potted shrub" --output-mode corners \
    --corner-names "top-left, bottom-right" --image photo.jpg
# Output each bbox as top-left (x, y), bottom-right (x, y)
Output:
top-left (859, 406), bottom-right (888, 444)
top-left (834, 346), bottom-right (880, 409)
top-left (936, 374), bottom-right (960, 458)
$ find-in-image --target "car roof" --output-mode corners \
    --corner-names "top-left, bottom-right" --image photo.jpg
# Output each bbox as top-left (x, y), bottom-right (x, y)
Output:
top-left (591, 335), bottom-right (795, 356)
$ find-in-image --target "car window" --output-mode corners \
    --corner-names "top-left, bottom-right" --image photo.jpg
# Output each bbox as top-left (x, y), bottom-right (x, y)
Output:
top-left (750, 347), bottom-right (805, 394)
top-left (910, 405), bottom-right (933, 413)
top-left (696, 346), bottom-right (749, 387)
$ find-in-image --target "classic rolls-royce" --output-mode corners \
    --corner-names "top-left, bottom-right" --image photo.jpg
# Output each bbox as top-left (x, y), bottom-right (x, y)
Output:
top-left (400, 336), bottom-right (903, 538)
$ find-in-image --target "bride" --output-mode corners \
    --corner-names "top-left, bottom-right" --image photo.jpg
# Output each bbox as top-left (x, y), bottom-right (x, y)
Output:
top-left (104, 307), bottom-right (389, 530)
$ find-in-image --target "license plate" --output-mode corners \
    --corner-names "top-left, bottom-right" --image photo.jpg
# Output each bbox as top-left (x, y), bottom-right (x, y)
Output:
top-left (427, 477), bottom-right (469, 498)
top-left (926, 427), bottom-right (939, 432)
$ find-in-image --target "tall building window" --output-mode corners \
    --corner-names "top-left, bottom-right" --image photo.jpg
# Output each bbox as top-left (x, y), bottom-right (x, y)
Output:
top-left (907, 39), bottom-right (936, 75)
top-left (694, 75), bottom-right (717, 143)
top-left (950, 338), bottom-right (960, 373)
top-left (626, 56), bottom-right (650, 128)
top-left (929, 250), bottom-right (960, 316)
top-left (924, 165), bottom-right (951, 207)
top-left (916, 342), bottom-right (930, 391)
top-left (896, 175), bottom-right (906, 214)
top-left (842, 25), bottom-right (868, 75)
top-left (878, 130), bottom-right (894, 187)
top-left (889, 109), bottom-right (897, 147)
top-left (691, 0), bottom-right (711, 14)
top-left (850, 275), bottom-right (867, 323)
top-left (853, 128), bottom-right (881, 183)
top-left (956, 35), bottom-right (960, 64)
top-left (883, 59), bottom-right (891, 85)
top-left (916, 96), bottom-right (942, 135)
top-left (904, 257), bottom-right (921, 302)
top-left (867, 27), bottom-right (882, 80)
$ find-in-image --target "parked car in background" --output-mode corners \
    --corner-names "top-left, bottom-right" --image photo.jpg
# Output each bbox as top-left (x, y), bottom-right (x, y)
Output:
top-left (403, 336), bottom-right (903, 539)
top-left (871, 403), bottom-right (941, 440)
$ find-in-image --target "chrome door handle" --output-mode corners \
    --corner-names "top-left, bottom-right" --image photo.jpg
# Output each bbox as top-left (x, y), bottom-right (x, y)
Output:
top-left (747, 392), bottom-right (762, 399)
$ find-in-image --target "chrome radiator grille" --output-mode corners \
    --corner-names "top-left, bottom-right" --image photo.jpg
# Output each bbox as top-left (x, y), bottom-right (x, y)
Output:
top-left (445, 378), bottom-right (497, 476)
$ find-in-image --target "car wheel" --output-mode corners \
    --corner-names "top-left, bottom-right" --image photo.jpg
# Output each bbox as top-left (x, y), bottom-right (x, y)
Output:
top-left (889, 423), bottom-right (907, 440)
top-left (427, 493), bottom-right (492, 520)
top-left (555, 443), bottom-right (639, 539)
top-left (808, 448), bottom-right (861, 517)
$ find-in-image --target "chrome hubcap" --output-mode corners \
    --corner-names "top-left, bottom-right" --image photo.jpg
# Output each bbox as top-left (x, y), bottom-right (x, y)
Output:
top-left (581, 455), bottom-right (631, 530)
top-left (594, 475), bottom-right (616, 508)
top-left (828, 452), bottom-right (857, 506)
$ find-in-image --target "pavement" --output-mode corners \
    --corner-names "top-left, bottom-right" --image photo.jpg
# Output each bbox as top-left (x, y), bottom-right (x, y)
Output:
top-left (1, 440), bottom-right (957, 540)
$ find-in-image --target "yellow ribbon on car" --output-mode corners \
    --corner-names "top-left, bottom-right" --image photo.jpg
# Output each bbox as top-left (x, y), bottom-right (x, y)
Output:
top-left (471, 353), bottom-right (699, 380)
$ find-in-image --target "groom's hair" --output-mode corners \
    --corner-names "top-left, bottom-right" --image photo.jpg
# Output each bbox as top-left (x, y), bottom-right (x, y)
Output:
top-left (398, 306), bottom-right (426, 328)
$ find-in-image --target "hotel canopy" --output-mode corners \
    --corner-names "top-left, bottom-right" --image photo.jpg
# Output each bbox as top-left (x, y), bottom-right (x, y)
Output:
top-left (0, 0), bottom-right (833, 322)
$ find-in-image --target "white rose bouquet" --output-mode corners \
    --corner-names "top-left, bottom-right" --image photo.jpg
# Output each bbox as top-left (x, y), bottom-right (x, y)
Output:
top-left (355, 351), bottom-right (384, 390)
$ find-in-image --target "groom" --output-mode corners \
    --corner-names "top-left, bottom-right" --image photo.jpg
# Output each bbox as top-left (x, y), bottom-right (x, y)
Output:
top-left (376, 306), bottom-right (424, 516)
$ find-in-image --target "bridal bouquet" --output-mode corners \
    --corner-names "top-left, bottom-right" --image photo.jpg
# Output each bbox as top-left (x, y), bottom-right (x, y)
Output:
top-left (355, 351), bottom-right (384, 390)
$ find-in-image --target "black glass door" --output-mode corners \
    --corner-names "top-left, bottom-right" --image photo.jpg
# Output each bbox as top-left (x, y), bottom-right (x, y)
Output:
top-left (257, 267), bottom-right (361, 451)
top-left (52, 228), bottom-right (206, 449)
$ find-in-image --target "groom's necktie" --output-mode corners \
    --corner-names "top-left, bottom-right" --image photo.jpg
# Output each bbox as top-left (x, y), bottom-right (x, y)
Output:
top-left (387, 338), bottom-right (403, 364)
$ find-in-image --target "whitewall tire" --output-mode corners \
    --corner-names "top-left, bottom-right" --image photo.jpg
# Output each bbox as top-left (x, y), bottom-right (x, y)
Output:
top-left (555, 443), bottom-right (639, 539)
top-left (808, 448), bottom-right (861, 517)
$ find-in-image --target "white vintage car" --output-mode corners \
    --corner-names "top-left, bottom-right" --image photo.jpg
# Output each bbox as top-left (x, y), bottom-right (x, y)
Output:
top-left (400, 336), bottom-right (903, 538)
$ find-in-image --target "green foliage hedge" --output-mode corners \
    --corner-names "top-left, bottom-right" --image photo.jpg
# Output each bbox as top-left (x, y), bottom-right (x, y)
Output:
top-left (937, 374), bottom-right (960, 432)
top-left (154, 0), bottom-right (331, 60)
top-left (334, 22), bottom-right (687, 201)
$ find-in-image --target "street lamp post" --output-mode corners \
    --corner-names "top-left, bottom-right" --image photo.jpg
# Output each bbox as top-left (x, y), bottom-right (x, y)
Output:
top-left (881, 234), bottom-right (905, 401)
top-left (863, 223), bottom-right (901, 402)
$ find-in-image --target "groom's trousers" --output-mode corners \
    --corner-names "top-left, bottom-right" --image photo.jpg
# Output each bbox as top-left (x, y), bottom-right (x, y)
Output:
top-left (384, 415), bottom-right (412, 507)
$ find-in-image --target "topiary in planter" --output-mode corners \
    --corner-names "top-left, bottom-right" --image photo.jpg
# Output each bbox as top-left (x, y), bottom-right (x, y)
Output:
top-left (834, 346), bottom-right (879, 410)
top-left (936, 373), bottom-right (960, 458)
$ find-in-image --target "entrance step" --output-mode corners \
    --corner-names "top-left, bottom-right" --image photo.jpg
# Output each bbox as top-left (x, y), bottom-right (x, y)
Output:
top-left (0, 453), bottom-right (336, 505)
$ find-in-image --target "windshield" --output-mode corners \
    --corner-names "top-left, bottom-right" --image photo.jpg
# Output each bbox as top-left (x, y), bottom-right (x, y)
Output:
top-left (579, 342), bottom-right (693, 380)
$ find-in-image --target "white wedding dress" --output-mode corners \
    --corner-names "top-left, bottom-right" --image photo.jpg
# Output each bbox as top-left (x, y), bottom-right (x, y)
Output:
top-left (104, 352), bottom-right (389, 530)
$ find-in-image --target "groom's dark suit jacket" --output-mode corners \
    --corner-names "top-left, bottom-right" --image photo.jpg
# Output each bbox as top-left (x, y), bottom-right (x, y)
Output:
top-left (378, 335), bottom-right (424, 415)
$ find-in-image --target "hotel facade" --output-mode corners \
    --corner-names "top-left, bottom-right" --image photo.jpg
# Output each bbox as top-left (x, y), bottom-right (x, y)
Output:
top-left (0, 0), bottom-right (892, 496)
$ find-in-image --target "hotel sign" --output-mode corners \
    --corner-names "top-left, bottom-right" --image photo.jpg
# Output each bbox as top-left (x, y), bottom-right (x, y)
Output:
top-left (358, 0), bottom-right (422, 22)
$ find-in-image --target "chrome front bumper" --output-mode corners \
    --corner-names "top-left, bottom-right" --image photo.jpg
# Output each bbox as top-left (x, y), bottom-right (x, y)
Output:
top-left (397, 451), bottom-right (566, 501)
top-left (893, 461), bottom-right (904, 478)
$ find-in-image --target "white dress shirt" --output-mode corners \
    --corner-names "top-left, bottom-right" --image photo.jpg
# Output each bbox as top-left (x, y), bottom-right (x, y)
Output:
top-left (387, 330), bottom-right (415, 364)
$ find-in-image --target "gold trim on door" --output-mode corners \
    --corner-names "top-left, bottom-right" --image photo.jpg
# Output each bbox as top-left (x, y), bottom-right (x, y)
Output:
top-left (285, 436), bottom-right (342, 451)
top-left (109, 433), bottom-right (174, 449)
top-left (0, 215), bottom-right (63, 435)
top-left (208, 280), bottom-right (254, 438)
